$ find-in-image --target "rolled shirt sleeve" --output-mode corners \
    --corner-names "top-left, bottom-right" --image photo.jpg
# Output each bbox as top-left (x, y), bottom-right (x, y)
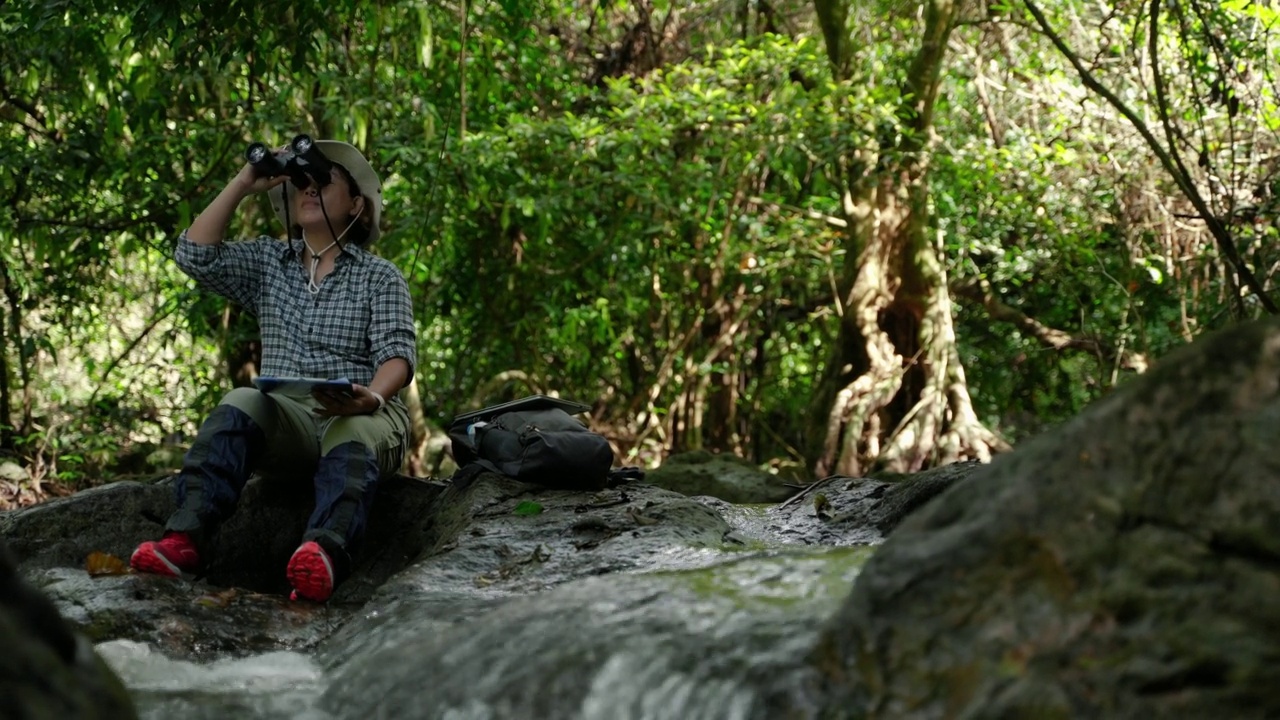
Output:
top-left (368, 268), bottom-right (417, 385)
top-left (174, 230), bottom-right (268, 315)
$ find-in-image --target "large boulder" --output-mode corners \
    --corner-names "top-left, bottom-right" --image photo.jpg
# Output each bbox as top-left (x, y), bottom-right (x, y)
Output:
top-left (0, 473), bottom-right (443, 603)
top-left (2, 436), bottom-right (983, 718)
top-left (813, 317), bottom-right (1280, 718)
top-left (760, 461), bottom-right (983, 546)
top-left (645, 450), bottom-right (797, 503)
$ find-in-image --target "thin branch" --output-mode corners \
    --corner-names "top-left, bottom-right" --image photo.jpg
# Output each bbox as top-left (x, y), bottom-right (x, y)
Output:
top-left (0, 79), bottom-right (49, 127)
top-left (1146, 0), bottom-right (1241, 314)
top-left (15, 217), bottom-right (155, 232)
top-left (86, 292), bottom-right (192, 409)
top-left (1023, 0), bottom-right (1277, 315)
top-left (459, 0), bottom-right (468, 138)
top-left (1185, 0), bottom-right (1248, 212)
top-left (954, 279), bottom-right (1149, 372)
top-left (973, 63), bottom-right (1005, 147)
top-left (746, 195), bottom-right (847, 228)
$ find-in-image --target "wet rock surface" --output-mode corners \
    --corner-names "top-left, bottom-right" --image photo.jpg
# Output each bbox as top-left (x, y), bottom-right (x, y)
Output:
top-left (322, 546), bottom-right (872, 720)
top-left (758, 460), bottom-right (982, 546)
top-left (1, 464), bottom-right (889, 719)
top-left (642, 450), bottom-right (800, 503)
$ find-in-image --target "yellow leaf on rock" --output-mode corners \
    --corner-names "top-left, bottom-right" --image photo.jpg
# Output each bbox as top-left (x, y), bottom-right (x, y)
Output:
top-left (193, 588), bottom-right (239, 608)
top-left (85, 551), bottom-right (129, 577)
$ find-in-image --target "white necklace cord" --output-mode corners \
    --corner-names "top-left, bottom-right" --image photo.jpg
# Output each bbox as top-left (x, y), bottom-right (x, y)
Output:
top-left (303, 214), bottom-right (360, 295)
top-left (306, 240), bottom-right (337, 294)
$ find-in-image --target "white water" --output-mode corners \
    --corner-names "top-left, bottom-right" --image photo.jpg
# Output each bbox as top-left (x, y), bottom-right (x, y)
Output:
top-left (96, 639), bottom-right (332, 720)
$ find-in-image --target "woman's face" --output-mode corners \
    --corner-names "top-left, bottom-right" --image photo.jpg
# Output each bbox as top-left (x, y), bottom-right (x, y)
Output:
top-left (291, 166), bottom-right (364, 230)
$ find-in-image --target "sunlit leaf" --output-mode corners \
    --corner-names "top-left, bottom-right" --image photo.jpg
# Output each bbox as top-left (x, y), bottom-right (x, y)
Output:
top-left (85, 551), bottom-right (129, 577)
top-left (513, 501), bottom-right (543, 516)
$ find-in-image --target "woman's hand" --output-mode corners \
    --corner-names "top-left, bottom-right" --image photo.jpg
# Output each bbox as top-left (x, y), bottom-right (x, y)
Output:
top-left (233, 166), bottom-right (289, 196)
top-left (312, 383), bottom-right (381, 417)
top-left (231, 145), bottom-right (291, 196)
top-left (186, 147), bottom-right (289, 247)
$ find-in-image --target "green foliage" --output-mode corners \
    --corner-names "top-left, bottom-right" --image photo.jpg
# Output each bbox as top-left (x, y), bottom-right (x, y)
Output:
top-left (934, 135), bottom-right (1143, 434)
top-left (926, 3), bottom-right (1280, 438)
top-left (413, 35), bottom-right (860, 461)
top-left (2, 0), bottom-right (1277, 487)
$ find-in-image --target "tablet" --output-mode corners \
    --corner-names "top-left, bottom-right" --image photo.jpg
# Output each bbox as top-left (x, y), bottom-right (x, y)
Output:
top-left (253, 376), bottom-right (353, 395)
top-left (451, 394), bottom-right (591, 427)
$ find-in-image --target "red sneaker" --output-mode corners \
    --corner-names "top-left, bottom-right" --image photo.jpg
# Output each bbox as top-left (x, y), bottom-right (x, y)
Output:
top-left (286, 541), bottom-right (335, 602)
top-left (130, 532), bottom-right (200, 577)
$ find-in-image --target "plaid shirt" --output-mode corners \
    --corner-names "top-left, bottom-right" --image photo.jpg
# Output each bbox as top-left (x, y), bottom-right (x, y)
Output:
top-left (175, 231), bottom-right (416, 389)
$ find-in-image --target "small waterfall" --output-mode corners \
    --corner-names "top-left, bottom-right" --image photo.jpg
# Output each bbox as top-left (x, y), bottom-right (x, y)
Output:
top-left (97, 639), bottom-right (331, 720)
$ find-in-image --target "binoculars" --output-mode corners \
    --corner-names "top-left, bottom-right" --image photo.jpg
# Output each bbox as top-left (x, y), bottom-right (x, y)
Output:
top-left (244, 134), bottom-right (332, 189)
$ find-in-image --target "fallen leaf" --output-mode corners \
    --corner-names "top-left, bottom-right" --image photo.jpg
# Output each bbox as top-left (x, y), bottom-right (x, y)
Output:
top-left (627, 507), bottom-right (659, 526)
top-left (814, 493), bottom-right (833, 520)
top-left (192, 588), bottom-right (239, 608)
top-left (85, 551), bottom-right (129, 577)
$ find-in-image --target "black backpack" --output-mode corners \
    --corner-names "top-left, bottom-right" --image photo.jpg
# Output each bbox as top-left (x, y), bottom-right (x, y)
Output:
top-left (448, 396), bottom-right (615, 491)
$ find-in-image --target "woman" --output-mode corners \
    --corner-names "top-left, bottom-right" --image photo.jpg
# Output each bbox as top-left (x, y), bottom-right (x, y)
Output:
top-left (130, 139), bottom-right (416, 603)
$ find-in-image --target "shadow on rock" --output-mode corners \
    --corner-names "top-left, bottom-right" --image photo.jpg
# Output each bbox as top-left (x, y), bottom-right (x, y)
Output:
top-left (813, 317), bottom-right (1280, 718)
top-left (0, 535), bottom-right (137, 719)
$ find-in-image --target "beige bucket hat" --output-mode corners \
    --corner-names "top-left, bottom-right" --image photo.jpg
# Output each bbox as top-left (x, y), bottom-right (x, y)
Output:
top-left (267, 140), bottom-right (383, 245)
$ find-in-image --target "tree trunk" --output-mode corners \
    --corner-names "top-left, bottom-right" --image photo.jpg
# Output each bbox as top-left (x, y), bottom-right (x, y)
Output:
top-left (2, 263), bottom-right (32, 439)
top-left (221, 304), bottom-right (260, 388)
top-left (808, 0), bottom-right (1007, 477)
top-left (401, 377), bottom-right (432, 476)
top-left (0, 260), bottom-right (13, 450)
